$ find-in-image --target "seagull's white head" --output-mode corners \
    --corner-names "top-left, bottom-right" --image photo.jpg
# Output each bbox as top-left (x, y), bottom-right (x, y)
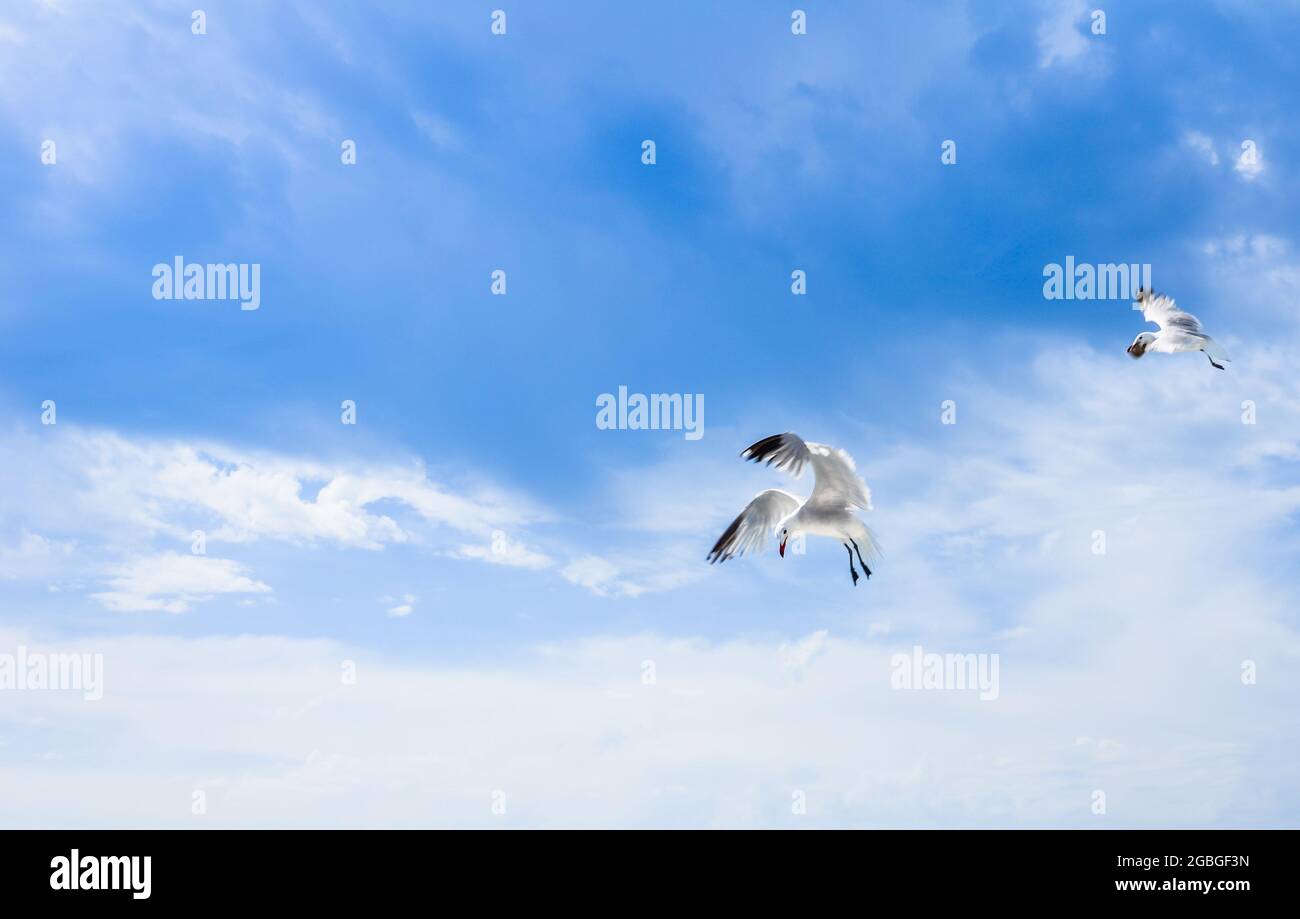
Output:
top-left (777, 516), bottom-right (802, 558)
top-left (1127, 332), bottom-right (1157, 358)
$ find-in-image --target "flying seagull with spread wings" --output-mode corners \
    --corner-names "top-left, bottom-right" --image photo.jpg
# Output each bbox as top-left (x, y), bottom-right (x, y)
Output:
top-left (707, 433), bottom-right (879, 586)
top-left (1127, 287), bottom-right (1231, 370)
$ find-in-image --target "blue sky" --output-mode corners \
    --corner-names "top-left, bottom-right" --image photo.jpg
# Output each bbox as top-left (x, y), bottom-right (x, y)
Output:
top-left (1, 0), bottom-right (1299, 827)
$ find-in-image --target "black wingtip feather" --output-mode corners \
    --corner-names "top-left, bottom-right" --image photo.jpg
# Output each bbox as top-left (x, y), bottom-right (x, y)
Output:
top-left (707, 512), bottom-right (744, 564)
top-left (741, 433), bottom-right (789, 467)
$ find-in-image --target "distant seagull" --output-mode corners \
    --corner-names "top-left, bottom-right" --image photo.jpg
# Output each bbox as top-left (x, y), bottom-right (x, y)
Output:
top-left (1127, 287), bottom-right (1231, 370)
top-left (707, 433), bottom-right (879, 586)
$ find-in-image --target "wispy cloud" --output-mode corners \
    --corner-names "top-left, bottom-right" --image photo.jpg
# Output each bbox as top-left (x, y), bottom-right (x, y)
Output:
top-left (380, 593), bottom-right (418, 618)
top-left (90, 552), bottom-right (271, 613)
top-left (0, 428), bottom-right (549, 551)
top-left (1183, 130), bottom-right (1221, 166)
top-left (449, 535), bottom-right (553, 571)
top-left (1036, 0), bottom-right (1098, 69)
top-left (2, 622), bottom-right (1294, 827)
top-left (0, 531), bottom-right (74, 581)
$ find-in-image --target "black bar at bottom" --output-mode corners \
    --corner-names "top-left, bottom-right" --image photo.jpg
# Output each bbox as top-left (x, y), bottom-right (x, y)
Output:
top-left (0, 828), bottom-right (1282, 905)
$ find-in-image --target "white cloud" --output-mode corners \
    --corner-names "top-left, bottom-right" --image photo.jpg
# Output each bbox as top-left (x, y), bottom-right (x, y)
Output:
top-left (560, 547), bottom-right (705, 599)
top-left (450, 535), bottom-right (553, 570)
top-left (0, 428), bottom-right (548, 552)
top-left (1183, 130), bottom-right (1220, 166)
top-left (0, 425), bottom-right (730, 606)
top-left (1202, 232), bottom-right (1287, 259)
top-left (0, 531), bottom-right (74, 581)
top-left (561, 555), bottom-right (629, 597)
top-left (0, 2), bottom-right (342, 187)
top-left (412, 110), bottom-right (462, 152)
top-left (1199, 232), bottom-right (1300, 322)
top-left (90, 552), bottom-right (271, 613)
top-left (778, 629), bottom-right (828, 671)
top-left (381, 593), bottom-right (417, 617)
top-left (1, 623), bottom-right (1294, 828)
top-left (1036, 0), bottom-right (1093, 69)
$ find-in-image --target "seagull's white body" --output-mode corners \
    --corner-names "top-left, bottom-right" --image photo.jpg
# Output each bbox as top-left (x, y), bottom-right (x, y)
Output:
top-left (708, 433), bottom-right (879, 585)
top-left (1127, 288), bottom-right (1230, 370)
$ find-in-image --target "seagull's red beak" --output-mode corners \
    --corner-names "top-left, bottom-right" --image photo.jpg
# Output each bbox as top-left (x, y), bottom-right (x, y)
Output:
top-left (779, 534), bottom-right (787, 557)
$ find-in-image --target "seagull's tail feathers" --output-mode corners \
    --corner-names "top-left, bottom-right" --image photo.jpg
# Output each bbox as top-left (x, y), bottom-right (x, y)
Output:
top-left (853, 522), bottom-right (882, 562)
top-left (1203, 337), bottom-right (1231, 364)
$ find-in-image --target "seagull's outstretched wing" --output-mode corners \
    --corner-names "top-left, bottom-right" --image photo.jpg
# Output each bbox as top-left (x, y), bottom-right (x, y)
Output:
top-left (707, 489), bottom-right (801, 563)
top-left (740, 432), bottom-right (872, 511)
top-left (1136, 288), bottom-right (1205, 335)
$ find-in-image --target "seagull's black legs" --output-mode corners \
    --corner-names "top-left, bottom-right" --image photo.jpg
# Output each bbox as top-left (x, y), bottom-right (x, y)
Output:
top-left (844, 543), bottom-right (859, 586)
top-left (1203, 350), bottom-right (1225, 370)
top-left (850, 539), bottom-right (872, 579)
